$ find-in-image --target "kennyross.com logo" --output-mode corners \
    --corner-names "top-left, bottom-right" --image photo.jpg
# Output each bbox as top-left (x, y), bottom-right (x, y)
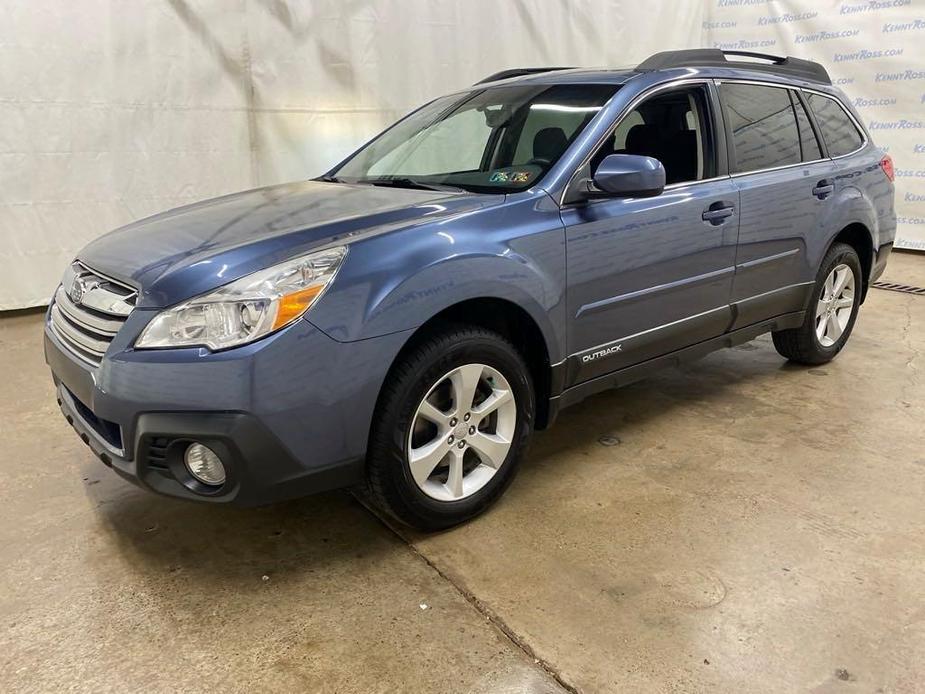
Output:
top-left (840, 0), bottom-right (912, 14)
top-left (834, 48), bottom-right (904, 62)
top-left (869, 119), bottom-right (925, 130)
top-left (882, 19), bottom-right (925, 32)
top-left (875, 68), bottom-right (925, 82)
top-left (795, 29), bottom-right (860, 43)
top-left (853, 96), bottom-right (897, 107)
top-left (703, 20), bottom-right (737, 29)
top-left (713, 39), bottom-right (777, 50)
top-left (758, 11), bottom-right (817, 25)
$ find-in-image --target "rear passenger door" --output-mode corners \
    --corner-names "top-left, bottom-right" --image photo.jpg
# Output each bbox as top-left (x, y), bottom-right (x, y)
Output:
top-left (720, 81), bottom-right (837, 329)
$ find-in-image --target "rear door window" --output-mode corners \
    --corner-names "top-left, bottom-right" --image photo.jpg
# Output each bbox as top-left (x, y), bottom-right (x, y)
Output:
top-left (806, 93), bottom-right (864, 157)
top-left (721, 83), bottom-right (802, 173)
top-left (791, 93), bottom-right (823, 161)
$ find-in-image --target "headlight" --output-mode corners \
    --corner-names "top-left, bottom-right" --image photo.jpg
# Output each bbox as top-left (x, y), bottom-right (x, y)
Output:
top-left (135, 246), bottom-right (347, 350)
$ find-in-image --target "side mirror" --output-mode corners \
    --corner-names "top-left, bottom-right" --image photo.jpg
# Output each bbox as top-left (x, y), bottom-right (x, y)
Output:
top-left (589, 154), bottom-right (665, 198)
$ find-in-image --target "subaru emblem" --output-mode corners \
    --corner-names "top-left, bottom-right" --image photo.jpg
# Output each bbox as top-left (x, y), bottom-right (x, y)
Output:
top-left (69, 276), bottom-right (86, 304)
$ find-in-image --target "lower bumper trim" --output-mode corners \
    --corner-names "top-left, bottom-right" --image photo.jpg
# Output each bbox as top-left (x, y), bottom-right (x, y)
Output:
top-left (55, 386), bottom-right (364, 506)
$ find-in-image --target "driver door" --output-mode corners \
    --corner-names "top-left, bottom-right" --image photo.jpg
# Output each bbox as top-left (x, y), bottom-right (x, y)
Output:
top-left (561, 81), bottom-right (739, 385)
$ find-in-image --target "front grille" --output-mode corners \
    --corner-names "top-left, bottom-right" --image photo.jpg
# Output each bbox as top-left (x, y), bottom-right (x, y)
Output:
top-left (49, 262), bottom-right (137, 367)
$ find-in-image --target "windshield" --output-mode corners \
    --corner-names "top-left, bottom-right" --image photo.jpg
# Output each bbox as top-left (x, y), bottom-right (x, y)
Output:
top-left (330, 84), bottom-right (618, 193)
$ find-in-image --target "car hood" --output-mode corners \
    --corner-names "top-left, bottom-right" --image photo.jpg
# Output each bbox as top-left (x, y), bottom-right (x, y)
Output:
top-left (79, 181), bottom-right (502, 308)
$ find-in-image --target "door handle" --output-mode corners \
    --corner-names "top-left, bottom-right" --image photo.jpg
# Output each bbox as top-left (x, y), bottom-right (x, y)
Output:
top-left (702, 201), bottom-right (735, 225)
top-left (812, 179), bottom-right (834, 199)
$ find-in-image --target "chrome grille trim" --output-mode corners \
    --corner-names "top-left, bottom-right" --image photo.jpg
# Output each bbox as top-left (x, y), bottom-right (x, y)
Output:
top-left (50, 305), bottom-right (110, 356)
top-left (54, 286), bottom-right (121, 336)
top-left (62, 262), bottom-right (136, 317)
top-left (49, 262), bottom-right (137, 367)
top-left (78, 285), bottom-right (135, 317)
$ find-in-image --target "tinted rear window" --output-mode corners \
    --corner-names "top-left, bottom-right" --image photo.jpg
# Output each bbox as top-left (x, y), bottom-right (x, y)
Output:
top-left (721, 83), bottom-right (801, 173)
top-left (792, 93), bottom-right (823, 161)
top-left (807, 93), bottom-right (864, 157)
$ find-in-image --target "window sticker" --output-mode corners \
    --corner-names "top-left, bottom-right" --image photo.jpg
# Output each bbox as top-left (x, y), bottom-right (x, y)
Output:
top-left (489, 170), bottom-right (532, 184)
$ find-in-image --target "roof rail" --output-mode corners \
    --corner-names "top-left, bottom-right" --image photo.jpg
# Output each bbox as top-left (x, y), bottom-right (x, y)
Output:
top-left (636, 49), bottom-right (831, 85)
top-left (475, 67), bottom-right (574, 85)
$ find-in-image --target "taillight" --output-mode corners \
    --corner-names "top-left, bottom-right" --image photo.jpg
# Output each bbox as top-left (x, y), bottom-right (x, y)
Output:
top-left (880, 154), bottom-right (895, 182)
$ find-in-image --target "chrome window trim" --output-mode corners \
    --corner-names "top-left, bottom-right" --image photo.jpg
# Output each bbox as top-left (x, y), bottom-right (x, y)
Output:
top-left (559, 78), bottom-right (716, 206)
top-left (664, 175), bottom-right (731, 191)
top-left (729, 158), bottom-right (830, 179)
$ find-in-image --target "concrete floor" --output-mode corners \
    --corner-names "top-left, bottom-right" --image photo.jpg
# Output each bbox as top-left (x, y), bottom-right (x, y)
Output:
top-left (1, 251), bottom-right (923, 693)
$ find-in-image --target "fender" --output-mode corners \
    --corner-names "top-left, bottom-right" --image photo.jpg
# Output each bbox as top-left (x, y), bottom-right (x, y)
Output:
top-left (821, 185), bottom-right (875, 246)
top-left (812, 152), bottom-right (885, 272)
top-left (307, 191), bottom-right (569, 364)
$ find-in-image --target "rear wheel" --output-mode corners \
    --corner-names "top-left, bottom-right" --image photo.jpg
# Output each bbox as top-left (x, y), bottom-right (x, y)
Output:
top-left (772, 242), bottom-right (862, 365)
top-left (365, 325), bottom-right (534, 530)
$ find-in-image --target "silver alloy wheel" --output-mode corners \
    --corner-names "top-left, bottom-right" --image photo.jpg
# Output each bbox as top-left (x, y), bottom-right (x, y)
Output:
top-left (407, 363), bottom-right (517, 502)
top-left (815, 263), bottom-right (856, 347)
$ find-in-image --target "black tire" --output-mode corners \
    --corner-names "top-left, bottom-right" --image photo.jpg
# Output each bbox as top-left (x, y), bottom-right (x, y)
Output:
top-left (772, 242), bottom-right (863, 365)
top-left (365, 325), bottom-right (535, 531)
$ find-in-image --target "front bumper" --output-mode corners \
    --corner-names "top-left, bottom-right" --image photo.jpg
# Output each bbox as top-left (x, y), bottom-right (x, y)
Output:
top-left (45, 313), bottom-right (411, 505)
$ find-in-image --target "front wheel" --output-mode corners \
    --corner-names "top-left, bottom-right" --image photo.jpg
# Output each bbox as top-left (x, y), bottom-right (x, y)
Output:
top-left (772, 242), bottom-right (862, 365)
top-left (365, 325), bottom-right (534, 530)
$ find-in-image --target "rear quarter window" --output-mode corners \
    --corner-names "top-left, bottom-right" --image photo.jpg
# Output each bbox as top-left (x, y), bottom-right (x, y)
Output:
top-left (807, 93), bottom-right (864, 157)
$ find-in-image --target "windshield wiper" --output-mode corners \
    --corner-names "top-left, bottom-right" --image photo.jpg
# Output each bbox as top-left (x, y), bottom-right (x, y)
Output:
top-left (362, 177), bottom-right (465, 193)
top-left (318, 174), bottom-right (346, 183)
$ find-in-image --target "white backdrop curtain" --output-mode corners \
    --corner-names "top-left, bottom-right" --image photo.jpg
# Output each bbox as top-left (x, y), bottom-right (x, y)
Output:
top-left (1, 0), bottom-right (920, 309)
top-left (701, 0), bottom-right (925, 253)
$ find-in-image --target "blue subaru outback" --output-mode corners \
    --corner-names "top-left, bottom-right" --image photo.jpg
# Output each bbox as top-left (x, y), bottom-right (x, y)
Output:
top-left (45, 50), bottom-right (895, 529)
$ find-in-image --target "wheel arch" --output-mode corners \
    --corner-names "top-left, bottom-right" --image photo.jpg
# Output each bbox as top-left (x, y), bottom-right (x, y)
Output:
top-left (377, 297), bottom-right (557, 431)
top-left (828, 222), bottom-right (875, 302)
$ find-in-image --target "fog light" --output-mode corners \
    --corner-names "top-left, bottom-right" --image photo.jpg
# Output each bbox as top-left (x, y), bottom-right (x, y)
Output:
top-left (184, 443), bottom-right (226, 486)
